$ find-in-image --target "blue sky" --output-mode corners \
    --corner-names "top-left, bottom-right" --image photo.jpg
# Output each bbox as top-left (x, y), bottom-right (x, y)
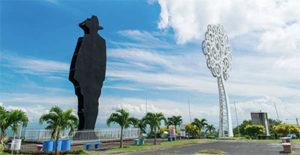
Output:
top-left (1, 0), bottom-right (300, 128)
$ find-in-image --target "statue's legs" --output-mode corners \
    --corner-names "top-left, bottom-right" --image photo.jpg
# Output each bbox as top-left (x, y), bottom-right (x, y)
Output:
top-left (74, 83), bottom-right (102, 140)
top-left (75, 86), bottom-right (85, 130)
top-left (82, 97), bottom-right (99, 129)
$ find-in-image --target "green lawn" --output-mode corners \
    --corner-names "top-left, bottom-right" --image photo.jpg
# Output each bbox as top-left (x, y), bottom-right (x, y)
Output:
top-left (109, 139), bottom-right (210, 152)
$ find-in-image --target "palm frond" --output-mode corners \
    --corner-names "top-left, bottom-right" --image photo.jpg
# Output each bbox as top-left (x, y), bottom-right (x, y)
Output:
top-left (50, 106), bottom-right (63, 115)
top-left (39, 106), bottom-right (78, 140)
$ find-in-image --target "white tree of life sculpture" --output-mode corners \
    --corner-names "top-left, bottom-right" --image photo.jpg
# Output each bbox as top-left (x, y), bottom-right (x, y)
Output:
top-left (202, 24), bottom-right (233, 137)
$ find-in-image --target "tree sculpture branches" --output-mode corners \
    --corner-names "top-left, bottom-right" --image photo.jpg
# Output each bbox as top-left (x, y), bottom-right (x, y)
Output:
top-left (202, 24), bottom-right (232, 80)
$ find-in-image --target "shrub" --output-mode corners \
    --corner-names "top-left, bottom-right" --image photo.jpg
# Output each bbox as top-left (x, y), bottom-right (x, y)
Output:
top-left (245, 125), bottom-right (265, 138)
top-left (207, 133), bottom-right (218, 138)
top-left (159, 126), bottom-right (178, 136)
top-left (185, 123), bottom-right (200, 138)
top-left (274, 124), bottom-right (300, 137)
top-left (233, 120), bottom-right (252, 136)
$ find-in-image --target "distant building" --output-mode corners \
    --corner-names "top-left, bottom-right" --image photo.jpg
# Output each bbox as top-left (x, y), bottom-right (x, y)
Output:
top-left (251, 112), bottom-right (270, 136)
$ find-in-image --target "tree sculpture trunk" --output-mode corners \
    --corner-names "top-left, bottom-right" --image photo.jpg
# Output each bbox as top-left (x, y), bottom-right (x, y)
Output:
top-left (217, 77), bottom-right (233, 137)
top-left (154, 128), bottom-right (157, 145)
top-left (55, 131), bottom-right (60, 155)
top-left (120, 127), bottom-right (123, 148)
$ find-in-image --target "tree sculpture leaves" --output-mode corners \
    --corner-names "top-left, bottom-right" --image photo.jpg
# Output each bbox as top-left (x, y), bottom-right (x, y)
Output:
top-left (202, 24), bottom-right (232, 80)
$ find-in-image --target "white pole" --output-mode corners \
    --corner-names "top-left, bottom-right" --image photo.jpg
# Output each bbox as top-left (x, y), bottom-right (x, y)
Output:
top-left (221, 77), bottom-right (233, 137)
top-left (146, 94), bottom-right (148, 114)
top-left (234, 101), bottom-right (240, 137)
top-left (188, 97), bottom-right (192, 123)
top-left (274, 102), bottom-right (280, 120)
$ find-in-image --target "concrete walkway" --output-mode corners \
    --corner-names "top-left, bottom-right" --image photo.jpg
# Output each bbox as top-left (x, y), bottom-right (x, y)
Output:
top-left (131, 140), bottom-right (294, 155)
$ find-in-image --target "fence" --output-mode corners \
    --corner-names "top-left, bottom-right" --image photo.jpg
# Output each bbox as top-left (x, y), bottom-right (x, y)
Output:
top-left (24, 128), bottom-right (140, 144)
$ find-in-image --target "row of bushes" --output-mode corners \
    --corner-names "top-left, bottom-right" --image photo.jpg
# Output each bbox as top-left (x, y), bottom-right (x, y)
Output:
top-left (234, 119), bottom-right (300, 138)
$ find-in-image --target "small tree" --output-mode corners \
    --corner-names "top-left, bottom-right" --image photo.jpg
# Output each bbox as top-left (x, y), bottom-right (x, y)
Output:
top-left (106, 109), bottom-right (137, 148)
top-left (171, 116), bottom-right (182, 130)
top-left (166, 116), bottom-right (182, 130)
top-left (0, 106), bottom-right (28, 149)
top-left (206, 124), bottom-right (216, 135)
top-left (144, 112), bottom-right (166, 145)
top-left (185, 123), bottom-right (200, 138)
top-left (245, 125), bottom-right (265, 139)
top-left (192, 118), bottom-right (207, 137)
top-left (40, 106), bottom-right (78, 155)
top-left (166, 117), bottom-right (173, 128)
top-left (134, 118), bottom-right (147, 134)
top-left (234, 120), bottom-right (252, 136)
top-left (268, 119), bottom-right (282, 138)
top-left (274, 124), bottom-right (300, 137)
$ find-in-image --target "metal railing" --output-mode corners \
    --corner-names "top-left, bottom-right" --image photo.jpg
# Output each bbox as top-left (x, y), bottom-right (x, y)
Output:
top-left (24, 128), bottom-right (140, 144)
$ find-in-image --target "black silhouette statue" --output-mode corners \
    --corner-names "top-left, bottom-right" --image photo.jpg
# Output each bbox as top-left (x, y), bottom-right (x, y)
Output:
top-left (69, 15), bottom-right (106, 133)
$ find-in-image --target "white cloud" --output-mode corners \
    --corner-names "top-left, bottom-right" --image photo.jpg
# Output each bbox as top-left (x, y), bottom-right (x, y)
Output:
top-left (6, 105), bottom-right (48, 122)
top-left (107, 47), bottom-right (300, 97)
top-left (98, 96), bottom-right (219, 125)
top-left (3, 46), bottom-right (300, 98)
top-left (108, 48), bottom-right (204, 74)
top-left (0, 93), bottom-right (76, 105)
top-left (1, 93), bottom-right (299, 127)
top-left (113, 30), bottom-right (173, 49)
top-left (234, 96), bottom-right (300, 124)
top-left (1, 53), bottom-right (69, 76)
top-left (118, 30), bottom-right (161, 42)
top-left (1, 101), bottom-right (49, 121)
top-left (100, 95), bottom-right (298, 127)
top-left (258, 22), bottom-right (300, 53)
top-left (103, 85), bottom-right (141, 91)
top-left (156, 0), bottom-right (300, 54)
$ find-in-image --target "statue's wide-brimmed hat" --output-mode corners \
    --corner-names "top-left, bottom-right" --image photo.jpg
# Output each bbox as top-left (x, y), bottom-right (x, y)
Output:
top-left (92, 15), bottom-right (103, 30)
top-left (79, 15), bottom-right (103, 30)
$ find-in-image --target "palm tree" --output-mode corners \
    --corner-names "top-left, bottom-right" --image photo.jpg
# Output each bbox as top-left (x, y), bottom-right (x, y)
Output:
top-left (0, 106), bottom-right (28, 148)
top-left (39, 106), bottom-right (78, 155)
top-left (106, 109), bottom-right (137, 148)
top-left (134, 118), bottom-right (147, 134)
top-left (192, 118), bottom-right (207, 138)
top-left (166, 117), bottom-right (173, 128)
top-left (144, 112), bottom-right (166, 145)
top-left (205, 124), bottom-right (216, 134)
top-left (171, 116), bottom-right (182, 130)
